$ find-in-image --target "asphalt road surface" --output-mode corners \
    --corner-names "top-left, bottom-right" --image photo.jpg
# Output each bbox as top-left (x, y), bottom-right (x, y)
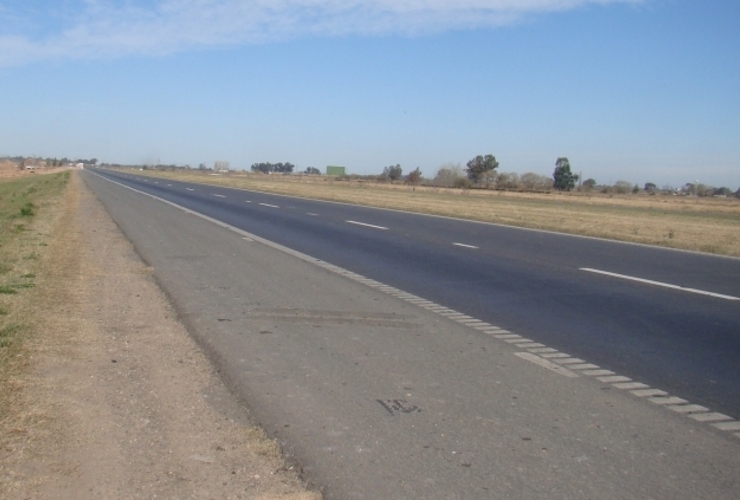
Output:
top-left (83, 168), bottom-right (740, 499)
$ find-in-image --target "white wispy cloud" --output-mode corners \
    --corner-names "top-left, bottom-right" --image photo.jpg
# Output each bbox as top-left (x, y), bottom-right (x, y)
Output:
top-left (0, 0), bottom-right (643, 66)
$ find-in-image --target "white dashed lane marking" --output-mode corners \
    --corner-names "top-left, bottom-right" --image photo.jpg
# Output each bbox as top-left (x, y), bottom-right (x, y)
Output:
top-left (259, 203), bottom-right (279, 208)
top-left (453, 242), bottom-right (479, 249)
top-left (347, 220), bottom-right (388, 230)
top-left (581, 268), bottom-right (740, 301)
top-left (213, 194), bottom-right (226, 198)
top-left (186, 188), bottom-right (195, 191)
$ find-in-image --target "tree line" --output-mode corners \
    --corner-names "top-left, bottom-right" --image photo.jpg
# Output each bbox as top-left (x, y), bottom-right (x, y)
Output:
top-left (1, 156), bottom-right (97, 167)
top-left (250, 162), bottom-right (295, 174)
top-left (373, 155), bottom-right (739, 197)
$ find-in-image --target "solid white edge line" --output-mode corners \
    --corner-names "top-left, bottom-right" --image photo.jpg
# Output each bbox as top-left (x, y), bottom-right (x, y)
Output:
top-left (346, 220), bottom-right (388, 230)
top-left (580, 268), bottom-right (739, 301)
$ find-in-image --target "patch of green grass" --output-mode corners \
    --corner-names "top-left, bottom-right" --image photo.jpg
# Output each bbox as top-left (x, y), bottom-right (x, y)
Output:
top-left (0, 173), bottom-right (68, 244)
top-left (0, 285), bottom-right (17, 294)
top-left (0, 324), bottom-right (20, 348)
top-left (21, 273), bottom-right (35, 279)
top-left (10, 283), bottom-right (34, 289)
top-left (19, 202), bottom-right (36, 217)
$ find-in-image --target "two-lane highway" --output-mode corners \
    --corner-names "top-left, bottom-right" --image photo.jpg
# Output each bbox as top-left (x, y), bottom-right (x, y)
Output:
top-left (89, 168), bottom-right (740, 420)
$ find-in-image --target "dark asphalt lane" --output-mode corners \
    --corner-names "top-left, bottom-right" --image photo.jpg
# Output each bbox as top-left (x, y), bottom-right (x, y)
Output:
top-left (90, 168), bottom-right (740, 419)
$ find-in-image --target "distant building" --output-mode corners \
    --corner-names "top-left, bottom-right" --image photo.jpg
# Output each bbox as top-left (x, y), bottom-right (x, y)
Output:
top-left (214, 161), bottom-right (230, 172)
top-left (326, 165), bottom-right (346, 176)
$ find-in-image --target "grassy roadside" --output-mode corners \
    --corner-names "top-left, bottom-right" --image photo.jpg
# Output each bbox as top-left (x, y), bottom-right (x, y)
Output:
top-left (0, 172), bottom-right (70, 420)
top-left (134, 169), bottom-right (740, 257)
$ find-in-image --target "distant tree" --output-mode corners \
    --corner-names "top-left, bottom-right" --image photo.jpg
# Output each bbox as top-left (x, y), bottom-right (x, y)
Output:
top-left (433, 163), bottom-right (464, 187)
top-left (713, 187), bottom-right (733, 197)
top-left (495, 172), bottom-right (519, 190)
top-left (251, 162), bottom-right (295, 174)
top-left (453, 177), bottom-right (472, 190)
top-left (90, 158), bottom-right (98, 166)
top-left (466, 154), bottom-right (499, 186)
top-left (683, 182), bottom-right (714, 197)
top-left (519, 172), bottom-right (553, 191)
top-left (644, 182), bottom-right (657, 193)
top-left (552, 157), bottom-right (579, 191)
top-left (383, 164), bottom-right (403, 181)
top-left (198, 163), bottom-right (207, 170)
top-left (632, 184), bottom-right (640, 194)
top-left (305, 166), bottom-right (321, 175)
top-left (581, 178), bottom-right (597, 191)
top-left (251, 163), bottom-right (268, 173)
top-left (406, 167), bottom-right (422, 185)
top-left (613, 180), bottom-right (633, 194)
top-left (519, 172), bottom-right (537, 190)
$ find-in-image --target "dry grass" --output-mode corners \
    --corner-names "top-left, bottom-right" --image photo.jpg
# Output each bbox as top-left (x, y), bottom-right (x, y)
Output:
top-left (133, 169), bottom-right (740, 257)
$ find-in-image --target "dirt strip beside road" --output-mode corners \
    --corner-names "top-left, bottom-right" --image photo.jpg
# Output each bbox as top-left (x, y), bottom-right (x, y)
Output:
top-left (0, 172), bottom-right (320, 499)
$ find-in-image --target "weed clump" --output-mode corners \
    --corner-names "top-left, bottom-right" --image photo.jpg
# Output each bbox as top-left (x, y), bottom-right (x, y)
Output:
top-left (19, 202), bottom-right (35, 217)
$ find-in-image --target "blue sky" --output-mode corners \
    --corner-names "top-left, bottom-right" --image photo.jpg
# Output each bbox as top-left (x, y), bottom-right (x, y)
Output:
top-left (1, 1), bottom-right (738, 188)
